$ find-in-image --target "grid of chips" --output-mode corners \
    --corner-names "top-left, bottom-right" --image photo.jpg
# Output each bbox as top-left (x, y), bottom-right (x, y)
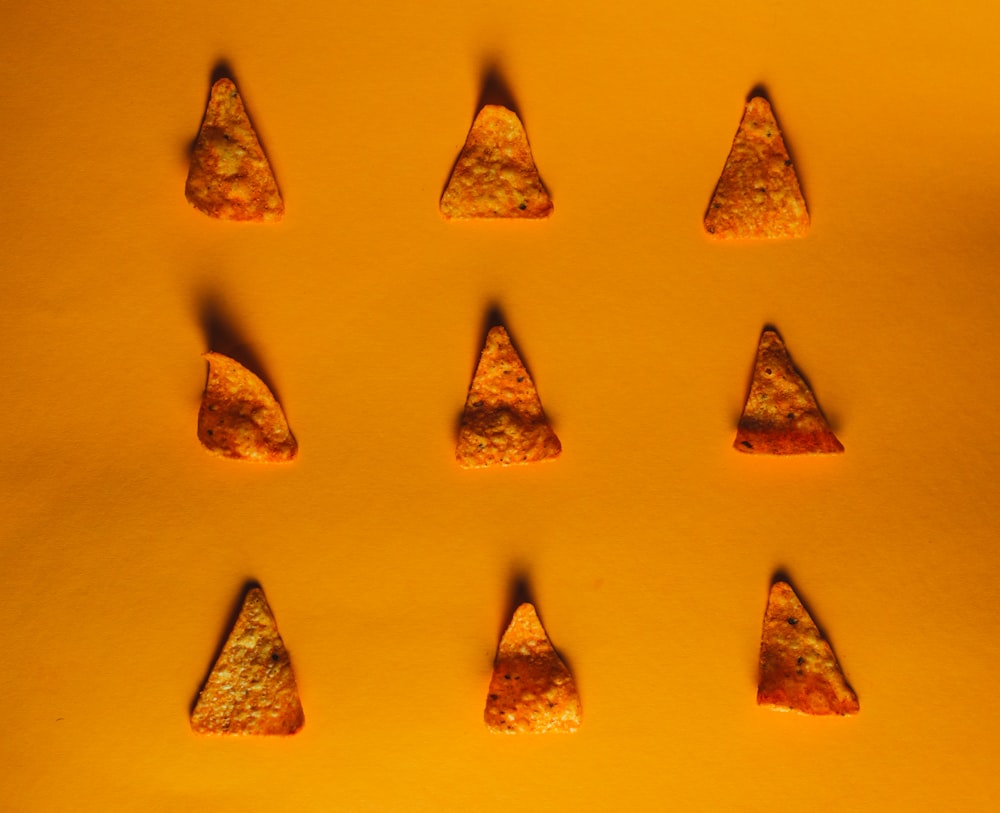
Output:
top-left (191, 587), bottom-right (305, 735)
top-left (440, 105), bottom-right (553, 219)
top-left (456, 326), bottom-right (562, 468)
top-left (484, 603), bottom-right (582, 734)
top-left (757, 582), bottom-right (860, 716)
top-left (183, 80), bottom-right (860, 731)
top-left (704, 96), bottom-right (809, 239)
top-left (734, 329), bottom-right (843, 454)
top-left (185, 78), bottom-right (284, 222)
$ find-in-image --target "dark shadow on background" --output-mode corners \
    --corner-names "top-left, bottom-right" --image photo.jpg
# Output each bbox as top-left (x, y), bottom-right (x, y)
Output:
top-left (500, 566), bottom-right (536, 639)
top-left (197, 289), bottom-right (281, 401)
top-left (746, 82), bottom-right (770, 104)
top-left (188, 578), bottom-right (260, 715)
top-left (476, 62), bottom-right (520, 118)
top-left (440, 63), bottom-right (522, 199)
top-left (501, 568), bottom-right (576, 676)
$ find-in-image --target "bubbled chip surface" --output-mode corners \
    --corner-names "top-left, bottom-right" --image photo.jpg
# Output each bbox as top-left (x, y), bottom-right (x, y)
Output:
top-left (704, 96), bottom-right (809, 239)
top-left (456, 326), bottom-right (561, 468)
top-left (191, 587), bottom-right (305, 735)
top-left (185, 78), bottom-right (284, 222)
top-left (440, 105), bottom-right (553, 219)
top-left (757, 581), bottom-right (859, 716)
top-left (485, 603), bottom-right (581, 734)
top-left (198, 351), bottom-right (298, 462)
top-left (734, 329), bottom-right (843, 455)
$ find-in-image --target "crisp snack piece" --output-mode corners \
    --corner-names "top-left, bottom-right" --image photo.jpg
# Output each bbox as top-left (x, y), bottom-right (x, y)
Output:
top-left (440, 105), bottom-right (553, 219)
top-left (485, 603), bottom-right (581, 734)
top-left (704, 96), bottom-right (809, 239)
top-left (456, 326), bottom-right (561, 468)
top-left (191, 587), bottom-right (305, 735)
top-left (757, 581), bottom-right (859, 716)
top-left (734, 329), bottom-right (843, 454)
top-left (198, 351), bottom-right (298, 462)
top-left (185, 78), bottom-right (284, 222)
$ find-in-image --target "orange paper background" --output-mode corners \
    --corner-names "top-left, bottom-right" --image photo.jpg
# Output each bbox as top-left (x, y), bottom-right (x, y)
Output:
top-left (3, 2), bottom-right (999, 811)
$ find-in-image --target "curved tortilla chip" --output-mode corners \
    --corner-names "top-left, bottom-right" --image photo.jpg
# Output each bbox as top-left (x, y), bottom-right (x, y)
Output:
top-left (191, 587), bottom-right (305, 735)
top-left (198, 351), bottom-right (297, 462)
top-left (485, 603), bottom-right (581, 734)
top-left (185, 78), bottom-right (284, 222)
top-left (734, 329), bottom-right (843, 454)
top-left (440, 105), bottom-right (553, 219)
top-left (456, 326), bottom-right (561, 468)
top-left (704, 96), bottom-right (809, 239)
top-left (757, 581), bottom-right (859, 716)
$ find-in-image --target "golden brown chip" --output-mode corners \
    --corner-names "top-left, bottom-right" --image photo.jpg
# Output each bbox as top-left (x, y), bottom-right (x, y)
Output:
top-left (440, 105), bottom-right (553, 219)
top-left (191, 587), bottom-right (305, 735)
top-left (198, 351), bottom-right (297, 462)
top-left (704, 96), bottom-right (809, 239)
top-left (185, 78), bottom-right (284, 222)
top-left (456, 326), bottom-right (561, 468)
top-left (485, 603), bottom-right (581, 734)
top-left (734, 329), bottom-right (843, 454)
top-left (757, 581), bottom-right (859, 716)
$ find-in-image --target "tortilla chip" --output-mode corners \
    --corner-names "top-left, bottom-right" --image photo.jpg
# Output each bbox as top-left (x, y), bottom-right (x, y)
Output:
top-left (704, 96), bottom-right (809, 239)
top-left (191, 587), bottom-right (305, 735)
top-left (198, 351), bottom-right (297, 462)
top-left (456, 326), bottom-right (561, 468)
top-left (485, 603), bottom-right (581, 734)
top-left (185, 78), bottom-right (284, 222)
top-left (440, 105), bottom-right (553, 219)
top-left (757, 581), bottom-right (859, 716)
top-left (734, 329), bottom-right (843, 454)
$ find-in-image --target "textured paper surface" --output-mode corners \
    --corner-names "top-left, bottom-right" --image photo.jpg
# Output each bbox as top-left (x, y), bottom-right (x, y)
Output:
top-left (2, 1), bottom-right (1000, 811)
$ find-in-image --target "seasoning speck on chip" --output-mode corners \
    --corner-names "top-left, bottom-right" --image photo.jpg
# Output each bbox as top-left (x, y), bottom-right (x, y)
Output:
top-left (704, 96), bottom-right (809, 239)
top-left (734, 329), bottom-right (843, 454)
top-left (456, 326), bottom-right (561, 468)
top-left (198, 351), bottom-right (298, 462)
top-left (191, 587), bottom-right (305, 735)
top-left (757, 581), bottom-right (859, 716)
top-left (440, 105), bottom-right (553, 219)
top-left (485, 603), bottom-right (581, 734)
top-left (185, 78), bottom-right (284, 222)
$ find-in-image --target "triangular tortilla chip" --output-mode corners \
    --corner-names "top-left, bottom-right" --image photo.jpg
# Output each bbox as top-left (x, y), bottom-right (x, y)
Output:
top-left (440, 105), bottom-right (553, 219)
top-left (704, 96), bottom-right (809, 239)
top-left (734, 329), bottom-right (843, 454)
top-left (191, 587), bottom-right (305, 735)
top-left (456, 326), bottom-right (561, 468)
top-left (485, 603), bottom-right (581, 733)
top-left (198, 351), bottom-right (298, 462)
top-left (757, 581), bottom-right (859, 716)
top-left (185, 78), bottom-right (284, 222)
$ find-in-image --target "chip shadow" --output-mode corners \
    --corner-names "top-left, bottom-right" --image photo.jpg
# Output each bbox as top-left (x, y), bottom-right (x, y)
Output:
top-left (196, 290), bottom-right (284, 404)
top-left (439, 62), bottom-right (548, 201)
top-left (497, 568), bottom-right (577, 678)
